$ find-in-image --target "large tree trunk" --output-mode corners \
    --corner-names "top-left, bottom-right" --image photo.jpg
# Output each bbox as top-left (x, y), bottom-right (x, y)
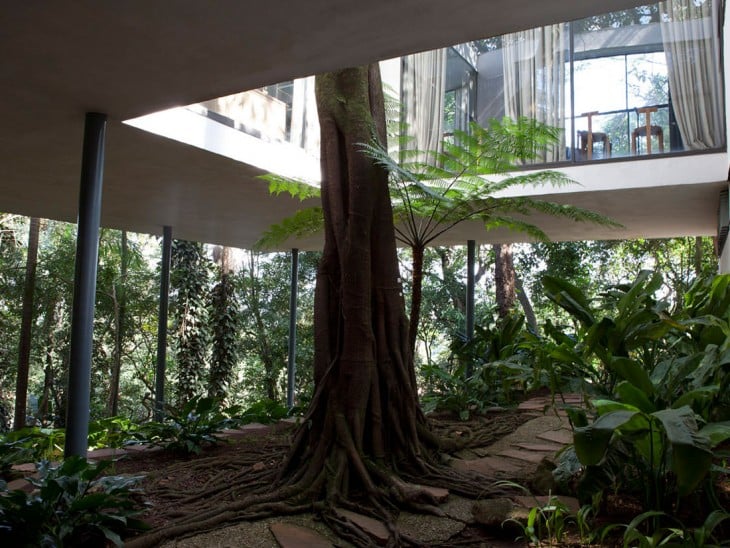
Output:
top-left (693, 236), bottom-right (703, 276)
top-left (14, 217), bottom-right (40, 430)
top-left (280, 66), bottom-right (452, 517)
top-left (126, 65), bottom-right (506, 548)
top-left (408, 245), bottom-right (425, 361)
top-left (515, 276), bottom-right (538, 333)
top-left (108, 230), bottom-right (128, 416)
top-left (244, 251), bottom-right (278, 401)
top-left (493, 243), bottom-right (516, 317)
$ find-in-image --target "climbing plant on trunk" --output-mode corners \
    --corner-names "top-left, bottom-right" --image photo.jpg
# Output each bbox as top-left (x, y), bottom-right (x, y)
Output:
top-left (208, 246), bottom-right (239, 401)
top-left (171, 239), bottom-right (210, 406)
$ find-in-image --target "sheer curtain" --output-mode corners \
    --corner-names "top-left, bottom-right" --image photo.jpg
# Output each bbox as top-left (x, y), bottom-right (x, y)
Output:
top-left (660, 0), bottom-right (724, 150)
top-left (401, 49), bottom-right (447, 161)
top-left (502, 24), bottom-right (567, 162)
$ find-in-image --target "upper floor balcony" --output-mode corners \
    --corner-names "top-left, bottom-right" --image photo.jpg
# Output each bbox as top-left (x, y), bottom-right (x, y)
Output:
top-left (403, 0), bottom-right (724, 168)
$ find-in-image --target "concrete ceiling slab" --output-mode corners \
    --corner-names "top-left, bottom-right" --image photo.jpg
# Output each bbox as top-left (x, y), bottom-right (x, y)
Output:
top-left (3, 0), bottom-right (719, 249)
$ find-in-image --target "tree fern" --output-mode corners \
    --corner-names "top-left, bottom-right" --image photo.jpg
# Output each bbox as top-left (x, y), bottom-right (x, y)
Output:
top-left (256, 116), bottom-right (620, 356)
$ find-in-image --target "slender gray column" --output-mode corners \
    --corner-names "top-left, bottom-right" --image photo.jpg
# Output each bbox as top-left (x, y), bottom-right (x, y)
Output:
top-left (154, 226), bottom-right (173, 420)
top-left (64, 113), bottom-right (107, 458)
top-left (286, 248), bottom-right (299, 409)
top-left (465, 240), bottom-right (476, 378)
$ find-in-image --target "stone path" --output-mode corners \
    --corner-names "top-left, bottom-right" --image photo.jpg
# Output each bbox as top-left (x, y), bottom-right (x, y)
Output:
top-left (263, 393), bottom-right (585, 548)
top-left (8, 395), bottom-right (585, 547)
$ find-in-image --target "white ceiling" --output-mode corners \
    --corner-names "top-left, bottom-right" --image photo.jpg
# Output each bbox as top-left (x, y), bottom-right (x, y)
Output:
top-left (1, 0), bottom-right (724, 249)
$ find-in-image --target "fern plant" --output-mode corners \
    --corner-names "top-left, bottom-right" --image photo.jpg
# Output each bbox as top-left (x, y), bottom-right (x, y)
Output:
top-left (257, 117), bottom-right (620, 357)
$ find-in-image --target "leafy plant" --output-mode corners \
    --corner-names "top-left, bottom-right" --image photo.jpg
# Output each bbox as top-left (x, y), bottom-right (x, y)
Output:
top-left (500, 482), bottom-right (573, 547)
top-left (542, 272), bottom-right (730, 514)
top-left (0, 427), bottom-right (65, 473)
top-left (134, 396), bottom-right (241, 455)
top-left (421, 360), bottom-right (490, 420)
top-left (573, 403), bottom-right (723, 510)
top-left (239, 399), bottom-right (290, 424)
top-left (600, 509), bottom-right (730, 548)
top-left (87, 416), bottom-right (139, 450)
top-left (171, 239), bottom-right (211, 404)
top-left (445, 311), bottom-right (535, 407)
top-left (0, 457), bottom-right (146, 547)
top-left (576, 503), bottom-right (598, 547)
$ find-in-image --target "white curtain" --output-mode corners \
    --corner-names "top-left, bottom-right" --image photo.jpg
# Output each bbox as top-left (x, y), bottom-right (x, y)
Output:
top-left (502, 24), bottom-right (566, 162)
top-left (660, 0), bottom-right (724, 150)
top-left (401, 49), bottom-right (447, 161)
top-left (285, 77), bottom-right (320, 156)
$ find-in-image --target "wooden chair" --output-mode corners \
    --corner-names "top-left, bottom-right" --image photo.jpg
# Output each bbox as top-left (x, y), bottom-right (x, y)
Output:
top-left (578, 111), bottom-right (611, 160)
top-left (631, 107), bottom-right (664, 155)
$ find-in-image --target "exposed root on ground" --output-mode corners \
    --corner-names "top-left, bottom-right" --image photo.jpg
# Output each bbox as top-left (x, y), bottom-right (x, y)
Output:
top-left (125, 413), bottom-right (529, 547)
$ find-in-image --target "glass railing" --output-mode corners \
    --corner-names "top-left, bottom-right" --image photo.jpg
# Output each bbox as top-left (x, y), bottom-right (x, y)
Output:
top-left (572, 104), bottom-right (672, 161)
top-left (466, 0), bottom-right (724, 166)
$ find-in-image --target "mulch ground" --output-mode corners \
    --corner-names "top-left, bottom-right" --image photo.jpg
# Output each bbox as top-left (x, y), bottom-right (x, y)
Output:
top-left (107, 410), bottom-right (730, 546)
top-left (113, 411), bottom-right (533, 537)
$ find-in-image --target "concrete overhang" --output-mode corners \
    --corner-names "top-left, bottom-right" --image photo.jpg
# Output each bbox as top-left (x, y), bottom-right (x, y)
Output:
top-left (1, 1), bottom-right (722, 248)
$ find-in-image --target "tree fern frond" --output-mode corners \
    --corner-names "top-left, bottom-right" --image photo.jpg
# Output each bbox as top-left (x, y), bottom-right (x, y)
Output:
top-left (491, 170), bottom-right (577, 193)
top-left (483, 215), bottom-right (550, 242)
top-left (258, 173), bottom-right (320, 201)
top-left (510, 199), bottom-right (623, 227)
top-left (254, 207), bottom-right (324, 250)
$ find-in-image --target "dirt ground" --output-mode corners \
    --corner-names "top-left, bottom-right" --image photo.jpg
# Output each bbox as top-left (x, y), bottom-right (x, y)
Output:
top-left (114, 411), bottom-right (537, 547)
top-left (112, 407), bottom-right (730, 547)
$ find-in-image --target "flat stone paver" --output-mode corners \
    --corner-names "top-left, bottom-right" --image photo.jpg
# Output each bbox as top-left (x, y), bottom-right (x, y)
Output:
top-left (6, 478), bottom-right (34, 492)
top-left (337, 508), bottom-right (390, 545)
top-left (536, 429), bottom-right (573, 445)
top-left (498, 449), bottom-right (549, 464)
top-left (10, 462), bottom-right (37, 473)
top-left (88, 447), bottom-right (128, 459)
top-left (511, 442), bottom-right (563, 452)
top-left (270, 522), bottom-right (333, 548)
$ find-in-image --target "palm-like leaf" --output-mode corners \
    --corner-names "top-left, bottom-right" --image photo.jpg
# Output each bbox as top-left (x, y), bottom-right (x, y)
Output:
top-left (254, 207), bottom-right (323, 250)
top-left (256, 117), bottom-right (619, 250)
top-left (260, 173), bottom-right (320, 201)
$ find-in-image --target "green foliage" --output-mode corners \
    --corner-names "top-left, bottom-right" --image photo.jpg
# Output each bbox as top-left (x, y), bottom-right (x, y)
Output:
top-left (260, 174), bottom-right (320, 201)
top-left (234, 250), bottom-right (317, 406)
top-left (239, 399), bottom-right (290, 424)
top-left (208, 272), bottom-right (239, 401)
top-left (0, 427), bottom-right (65, 472)
top-left (367, 117), bottom-right (619, 251)
top-left (500, 482), bottom-right (572, 547)
top-left (422, 312), bottom-right (533, 418)
top-left (601, 509), bottom-right (730, 548)
top-left (0, 457), bottom-right (147, 547)
top-left (134, 396), bottom-right (240, 455)
top-left (574, 404), bottom-right (716, 507)
top-left (544, 272), bottom-right (730, 511)
top-left (87, 416), bottom-right (139, 450)
top-left (171, 239), bottom-right (211, 405)
top-left (0, 417), bottom-right (146, 478)
top-left (254, 207), bottom-right (324, 251)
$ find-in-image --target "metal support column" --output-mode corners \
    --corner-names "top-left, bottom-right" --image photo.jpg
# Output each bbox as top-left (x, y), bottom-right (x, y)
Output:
top-left (64, 113), bottom-right (107, 458)
top-left (465, 240), bottom-right (476, 378)
top-left (154, 226), bottom-right (172, 421)
top-left (286, 248), bottom-right (299, 409)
